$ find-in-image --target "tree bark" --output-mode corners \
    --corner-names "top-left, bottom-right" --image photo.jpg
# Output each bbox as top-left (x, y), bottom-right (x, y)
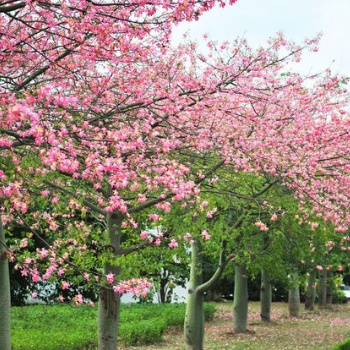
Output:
top-left (0, 215), bottom-right (11, 350)
top-left (233, 263), bottom-right (248, 333)
top-left (184, 240), bottom-right (204, 350)
top-left (260, 269), bottom-right (272, 322)
top-left (184, 239), bottom-right (231, 350)
top-left (326, 270), bottom-right (333, 306)
top-left (288, 272), bottom-right (300, 318)
top-left (305, 269), bottom-right (316, 311)
top-left (98, 212), bottom-right (122, 350)
top-left (318, 269), bottom-right (327, 309)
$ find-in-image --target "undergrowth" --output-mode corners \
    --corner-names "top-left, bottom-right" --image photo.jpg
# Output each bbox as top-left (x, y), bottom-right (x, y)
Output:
top-left (11, 302), bottom-right (216, 349)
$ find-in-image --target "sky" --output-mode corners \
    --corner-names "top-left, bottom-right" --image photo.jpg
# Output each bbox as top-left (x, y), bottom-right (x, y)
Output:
top-left (171, 0), bottom-right (350, 76)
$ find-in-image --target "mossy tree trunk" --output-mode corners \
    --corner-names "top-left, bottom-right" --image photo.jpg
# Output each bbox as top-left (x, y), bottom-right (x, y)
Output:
top-left (0, 215), bottom-right (11, 350)
top-left (98, 212), bottom-right (122, 350)
top-left (260, 269), bottom-right (272, 322)
top-left (305, 269), bottom-right (316, 311)
top-left (233, 263), bottom-right (248, 333)
top-left (288, 272), bottom-right (300, 318)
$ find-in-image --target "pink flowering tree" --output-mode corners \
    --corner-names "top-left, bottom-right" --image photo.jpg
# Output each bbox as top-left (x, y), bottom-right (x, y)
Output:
top-left (0, 0), bottom-right (241, 349)
top-left (2, 3), bottom-right (350, 349)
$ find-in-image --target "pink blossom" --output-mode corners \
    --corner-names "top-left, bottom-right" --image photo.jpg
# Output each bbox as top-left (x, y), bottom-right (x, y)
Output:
top-left (72, 293), bottom-right (83, 306)
top-left (201, 230), bottom-right (211, 241)
top-left (19, 238), bottom-right (28, 248)
top-left (255, 221), bottom-right (268, 231)
top-left (270, 213), bottom-right (278, 221)
top-left (62, 281), bottom-right (70, 290)
top-left (57, 268), bottom-right (65, 276)
top-left (140, 231), bottom-right (149, 239)
top-left (106, 273), bottom-right (114, 284)
top-left (168, 239), bottom-right (178, 248)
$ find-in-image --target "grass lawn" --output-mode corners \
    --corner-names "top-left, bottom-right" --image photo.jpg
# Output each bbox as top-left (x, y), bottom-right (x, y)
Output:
top-left (126, 302), bottom-right (350, 350)
top-left (11, 301), bottom-right (350, 349)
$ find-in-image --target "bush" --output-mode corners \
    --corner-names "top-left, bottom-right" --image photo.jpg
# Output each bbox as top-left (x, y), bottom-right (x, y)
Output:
top-left (333, 289), bottom-right (348, 304)
top-left (11, 302), bottom-right (217, 349)
top-left (332, 338), bottom-right (350, 350)
top-left (120, 317), bottom-right (168, 346)
top-left (204, 303), bottom-right (216, 321)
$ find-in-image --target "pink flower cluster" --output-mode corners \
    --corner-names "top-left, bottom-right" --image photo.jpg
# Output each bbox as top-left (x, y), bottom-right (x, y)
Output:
top-left (112, 278), bottom-right (152, 298)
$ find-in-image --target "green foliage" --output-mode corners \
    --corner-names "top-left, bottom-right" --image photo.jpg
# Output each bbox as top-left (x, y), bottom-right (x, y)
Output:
top-left (332, 338), bottom-right (350, 350)
top-left (120, 318), bottom-right (168, 346)
top-left (332, 288), bottom-right (348, 304)
top-left (11, 304), bottom-right (97, 350)
top-left (11, 302), bottom-right (216, 349)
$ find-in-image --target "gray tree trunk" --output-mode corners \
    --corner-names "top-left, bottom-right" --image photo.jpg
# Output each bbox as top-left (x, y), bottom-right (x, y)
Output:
top-left (288, 272), bottom-right (300, 318)
top-left (233, 263), bottom-right (248, 333)
top-left (305, 269), bottom-right (316, 311)
top-left (0, 215), bottom-right (11, 350)
top-left (318, 269), bottom-right (327, 309)
top-left (260, 269), bottom-right (272, 322)
top-left (184, 240), bottom-right (204, 350)
top-left (98, 212), bottom-right (122, 350)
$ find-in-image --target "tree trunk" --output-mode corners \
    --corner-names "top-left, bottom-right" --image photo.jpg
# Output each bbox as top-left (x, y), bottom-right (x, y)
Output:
top-left (305, 269), bottom-right (316, 311)
top-left (159, 277), bottom-right (167, 303)
top-left (326, 270), bottom-right (333, 306)
top-left (184, 240), bottom-right (204, 350)
top-left (260, 269), bottom-right (272, 322)
top-left (0, 215), bottom-right (11, 350)
top-left (98, 212), bottom-right (122, 350)
top-left (288, 272), bottom-right (300, 318)
top-left (233, 263), bottom-right (248, 334)
top-left (318, 269), bottom-right (327, 309)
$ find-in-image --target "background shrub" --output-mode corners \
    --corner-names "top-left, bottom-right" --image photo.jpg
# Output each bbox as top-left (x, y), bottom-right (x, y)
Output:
top-left (332, 338), bottom-right (350, 350)
top-left (11, 302), bottom-right (217, 349)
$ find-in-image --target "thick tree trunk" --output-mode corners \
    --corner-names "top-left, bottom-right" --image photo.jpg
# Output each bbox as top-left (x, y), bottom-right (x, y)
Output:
top-left (305, 269), bottom-right (316, 311)
top-left (98, 212), bottom-right (122, 350)
top-left (184, 239), bottom-right (231, 350)
top-left (0, 215), bottom-right (11, 350)
top-left (260, 269), bottom-right (272, 322)
top-left (318, 269), bottom-right (327, 309)
top-left (233, 263), bottom-right (248, 334)
top-left (326, 271), bottom-right (333, 306)
top-left (288, 272), bottom-right (300, 318)
top-left (98, 286), bottom-right (120, 350)
top-left (184, 241), bottom-right (204, 350)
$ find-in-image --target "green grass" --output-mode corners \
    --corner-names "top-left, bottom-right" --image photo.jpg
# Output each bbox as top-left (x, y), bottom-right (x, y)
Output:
top-left (11, 302), bottom-right (215, 349)
top-left (11, 304), bottom-right (97, 350)
top-left (12, 301), bottom-right (350, 350)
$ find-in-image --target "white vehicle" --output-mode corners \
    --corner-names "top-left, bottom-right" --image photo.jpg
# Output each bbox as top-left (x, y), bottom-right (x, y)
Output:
top-left (340, 284), bottom-right (350, 299)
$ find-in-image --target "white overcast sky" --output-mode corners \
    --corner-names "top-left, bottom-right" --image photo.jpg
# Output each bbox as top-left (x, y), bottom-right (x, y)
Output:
top-left (171, 0), bottom-right (350, 76)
